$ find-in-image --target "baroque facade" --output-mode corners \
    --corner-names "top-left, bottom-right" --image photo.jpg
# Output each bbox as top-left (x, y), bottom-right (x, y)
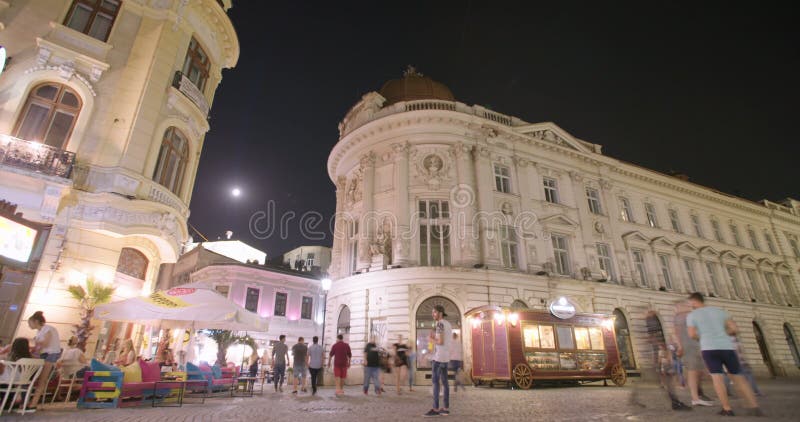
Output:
top-left (324, 69), bottom-right (800, 384)
top-left (0, 0), bottom-right (238, 351)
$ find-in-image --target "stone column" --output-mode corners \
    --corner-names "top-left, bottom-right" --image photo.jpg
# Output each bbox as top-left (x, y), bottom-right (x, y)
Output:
top-left (392, 142), bottom-right (411, 266)
top-left (357, 152), bottom-right (376, 271)
top-left (473, 146), bottom-right (500, 267)
top-left (328, 176), bottom-right (347, 278)
top-left (453, 142), bottom-right (479, 267)
top-left (512, 156), bottom-right (532, 270)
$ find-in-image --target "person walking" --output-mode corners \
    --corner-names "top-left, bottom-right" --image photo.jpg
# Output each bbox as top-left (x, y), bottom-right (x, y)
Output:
top-left (272, 335), bottom-right (290, 392)
top-left (291, 337), bottom-right (309, 394)
top-left (328, 334), bottom-right (351, 396)
top-left (673, 301), bottom-right (714, 406)
top-left (393, 335), bottom-right (409, 394)
top-left (644, 310), bottom-right (691, 411)
top-left (686, 292), bottom-right (763, 417)
top-left (424, 305), bottom-right (452, 417)
top-left (363, 338), bottom-right (382, 395)
top-left (730, 333), bottom-right (762, 396)
top-left (308, 336), bottom-right (324, 395)
top-left (28, 311), bottom-right (61, 411)
top-left (449, 332), bottom-right (464, 392)
top-left (407, 343), bottom-right (415, 392)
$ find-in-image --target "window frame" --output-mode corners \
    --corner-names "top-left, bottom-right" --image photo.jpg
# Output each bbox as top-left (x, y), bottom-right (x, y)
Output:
top-left (691, 214), bottom-right (704, 238)
top-left (63, 0), bottom-right (121, 42)
top-left (500, 225), bottom-right (518, 269)
top-left (596, 243), bottom-right (616, 282)
top-left (711, 219), bottom-right (724, 243)
top-left (764, 232), bottom-right (778, 255)
top-left (493, 163), bottom-right (511, 193)
top-left (543, 177), bottom-right (559, 204)
top-left (632, 249), bottom-right (648, 287)
top-left (658, 254), bottom-right (673, 289)
top-left (683, 258), bottom-right (697, 292)
top-left (645, 202), bottom-right (659, 228)
top-left (419, 199), bottom-right (451, 266)
top-left (244, 286), bottom-right (260, 313)
top-left (586, 187), bottom-right (603, 215)
top-left (726, 265), bottom-right (743, 299)
top-left (273, 292), bottom-right (288, 317)
top-left (301, 296), bottom-right (313, 320)
top-left (730, 223), bottom-right (742, 247)
top-left (551, 234), bottom-right (571, 276)
top-left (619, 197), bottom-right (634, 223)
top-left (747, 229), bottom-right (761, 251)
top-left (152, 127), bottom-right (190, 196)
top-left (669, 209), bottom-right (683, 234)
top-left (13, 83), bottom-right (82, 149)
top-left (182, 37), bottom-right (211, 92)
top-left (705, 262), bottom-right (720, 295)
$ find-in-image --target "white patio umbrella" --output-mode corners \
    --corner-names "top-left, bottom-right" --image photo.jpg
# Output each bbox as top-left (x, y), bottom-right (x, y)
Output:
top-left (94, 286), bottom-right (269, 332)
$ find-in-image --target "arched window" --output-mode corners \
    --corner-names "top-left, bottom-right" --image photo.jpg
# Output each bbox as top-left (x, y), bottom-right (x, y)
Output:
top-left (510, 299), bottom-right (528, 309)
top-left (415, 296), bottom-right (461, 369)
top-left (752, 321), bottom-right (776, 377)
top-left (14, 83), bottom-right (82, 148)
top-left (613, 309), bottom-right (636, 370)
top-left (784, 323), bottom-right (800, 368)
top-left (152, 127), bottom-right (189, 196)
top-left (337, 306), bottom-right (351, 341)
top-left (116, 247), bottom-right (148, 280)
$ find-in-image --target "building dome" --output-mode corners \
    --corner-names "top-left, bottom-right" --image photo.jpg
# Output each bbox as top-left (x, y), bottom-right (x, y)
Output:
top-left (379, 66), bottom-right (455, 105)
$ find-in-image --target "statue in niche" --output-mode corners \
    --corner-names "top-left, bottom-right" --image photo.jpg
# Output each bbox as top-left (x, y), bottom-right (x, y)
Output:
top-left (370, 217), bottom-right (393, 263)
top-left (423, 154), bottom-right (443, 179)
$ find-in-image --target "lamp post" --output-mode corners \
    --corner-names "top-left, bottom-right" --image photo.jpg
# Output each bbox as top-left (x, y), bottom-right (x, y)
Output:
top-left (320, 277), bottom-right (331, 386)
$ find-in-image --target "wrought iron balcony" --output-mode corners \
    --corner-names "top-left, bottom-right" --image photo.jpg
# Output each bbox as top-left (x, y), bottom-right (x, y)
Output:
top-left (172, 71), bottom-right (210, 117)
top-left (0, 134), bottom-right (75, 179)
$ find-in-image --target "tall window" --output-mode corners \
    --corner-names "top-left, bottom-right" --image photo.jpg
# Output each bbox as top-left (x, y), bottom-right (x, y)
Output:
top-left (658, 254), bottom-right (673, 289)
top-left (781, 275), bottom-right (796, 304)
top-left (301, 296), bottom-right (313, 320)
top-left (274, 292), bottom-right (288, 317)
top-left (500, 226), bottom-right (518, 269)
top-left (711, 219), bottom-right (724, 242)
top-left (14, 83), bottom-right (82, 148)
top-left (493, 164), bottom-right (511, 193)
top-left (632, 250), bottom-right (648, 287)
top-left (669, 209), bottom-right (683, 233)
top-left (619, 197), bottom-right (634, 222)
top-left (747, 229), bottom-right (761, 251)
top-left (705, 262), bottom-right (720, 295)
top-left (683, 258), bottom-right (697, 292)
top-left (306, 253), bottom-right (315, 268)
top-left (245, 287), bottom-right (260, 313)
top-left (551, 234), bottom-right (571, 276)
top-left (764, 272), bottom-right (781, 303)
top-left (419, 199), bottom-right (450, 266)
top-left (64, 0), bottom-right (120, 41)
top-left (543, 177), bottom-right (559, 204)
top-left (152, 127), bottom-right (189, 196)
top-left (586, 187), bottom-right (603, 214)
top-left (691, 214), bottom-right (704, 238)
top-left (726, 266), bottom-right (743, 299)
top-left (645, 203), bottom-right (659, 228)
top-left (764, 232), bottom-right (778, 254)
top-left (347, 220), bottom-right (358, 274)
top-left (730, 224), bottom-right (742, 247)
top-left (182, 37), bottom-right (210, 92)
top-left (744, 269), bottom-right (759, 299)
top-left (596, 243), bottom-right (615, 282)
top-left (788, 236), bottom-right (800, 258)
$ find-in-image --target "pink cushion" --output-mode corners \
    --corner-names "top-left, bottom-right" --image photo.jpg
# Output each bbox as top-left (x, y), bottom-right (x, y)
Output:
top-left (211, 378), bottom-right (235, 386)
top-left (199, 363), bottom-right (213, 373)
top-left (138, 360), bottom-right (162, 383)
top-left (120, 381), bottom-right (156, 394)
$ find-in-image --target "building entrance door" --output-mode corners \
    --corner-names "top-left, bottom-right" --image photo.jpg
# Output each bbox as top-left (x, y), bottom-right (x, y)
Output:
top-left (415, 296), bottom-right (460, 378)
top-left (752, 321), bottom-right (776, 377)
top-left (613, 309), bottom-right (637, 371)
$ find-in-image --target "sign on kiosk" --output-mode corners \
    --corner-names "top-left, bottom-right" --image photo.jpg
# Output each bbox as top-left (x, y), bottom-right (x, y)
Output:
top-left (549, 296), bottom-right (577, 319)
top-left (0, 215), bottom-right (38, 263)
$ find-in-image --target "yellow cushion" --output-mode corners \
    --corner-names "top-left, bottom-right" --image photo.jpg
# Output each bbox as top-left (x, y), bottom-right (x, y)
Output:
top-left (121, 362), bottom-right (142, 383)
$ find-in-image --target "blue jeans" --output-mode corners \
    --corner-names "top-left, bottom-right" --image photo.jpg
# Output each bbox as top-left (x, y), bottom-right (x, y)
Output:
top-left (273, 364), bottom-right (285, 388)
top-left (432, 360), bottom-right (449, 410)
top-left (363, 366), bottom-right (381, 393)
top-left (449, 360), bottom-right (463, 389)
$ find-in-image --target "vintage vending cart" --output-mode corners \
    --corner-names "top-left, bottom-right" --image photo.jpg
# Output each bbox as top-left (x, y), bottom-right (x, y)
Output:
top-left (466, 298), bottom-right (626, 389)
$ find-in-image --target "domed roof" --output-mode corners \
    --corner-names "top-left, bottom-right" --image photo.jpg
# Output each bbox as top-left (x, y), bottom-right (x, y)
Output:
top-left (379, 66), bottom-right (455, 105)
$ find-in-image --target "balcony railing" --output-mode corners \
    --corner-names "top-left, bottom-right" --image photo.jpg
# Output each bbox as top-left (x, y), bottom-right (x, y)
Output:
top-left (0, 134), bottom-right (75, 179)
top-left (172, 71), bottom-right (210, 117)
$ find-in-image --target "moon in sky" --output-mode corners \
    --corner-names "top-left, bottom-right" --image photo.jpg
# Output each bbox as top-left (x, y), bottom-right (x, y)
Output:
top-left (231, 187), bottom-right (241, 197)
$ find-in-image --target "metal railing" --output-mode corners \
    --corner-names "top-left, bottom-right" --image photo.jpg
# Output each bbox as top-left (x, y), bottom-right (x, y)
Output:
top-left (172, 71), bottom-right (210, 117)
top-left (0, 134), bottom-right (75, 179)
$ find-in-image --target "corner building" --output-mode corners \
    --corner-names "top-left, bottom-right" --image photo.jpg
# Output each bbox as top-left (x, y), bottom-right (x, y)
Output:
top-left (324, 69), bottom-right (800, 384)
top-left (0, 0), bottom-right (238, 352)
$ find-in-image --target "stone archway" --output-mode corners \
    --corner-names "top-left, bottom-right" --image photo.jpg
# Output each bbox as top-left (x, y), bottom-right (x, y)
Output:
top-left (752, 321), bottom-right (776, 377)
top-left (613, 308), bottom-right (637, 370)
top-left (337, 305), bottom-right (351, 343)
top-left (784, 323), bottom-right (800, 369)
top-left (414, 296), bottom-right (461, 370)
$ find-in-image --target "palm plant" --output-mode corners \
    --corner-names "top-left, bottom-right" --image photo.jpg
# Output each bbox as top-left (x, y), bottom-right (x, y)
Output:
top-left (67, 276), bottom-right (116, 352)
top-left (205, 329), bottom-right (245, 366)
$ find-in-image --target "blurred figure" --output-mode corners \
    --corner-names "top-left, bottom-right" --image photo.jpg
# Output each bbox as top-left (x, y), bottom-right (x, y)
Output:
top-left (393, 335), bottom-right (409, 394)
top-left (673, 300), bottom-right (713, 406)
top-left (449, 332), bottom-right (464, 392)
top-left (644, 310), bottom-right (691, 411)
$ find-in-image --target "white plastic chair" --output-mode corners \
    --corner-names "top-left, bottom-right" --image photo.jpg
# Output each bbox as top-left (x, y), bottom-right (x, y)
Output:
top-left (0, 358), bottom-right (45, 415)
top-left (50, 366), bottom-right (83, 403)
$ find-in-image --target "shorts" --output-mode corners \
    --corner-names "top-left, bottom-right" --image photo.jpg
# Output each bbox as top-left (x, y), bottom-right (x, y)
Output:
top-left (680, 344), bottom-right (705, 371)
top-left (333, 365), bottom-right (348, 378)
top-left (40, 352), bottom-right (61, 363)
top-left (293, 365), bottom-right (307, 379)
top-left (701, 350), bottom-right (741, 375)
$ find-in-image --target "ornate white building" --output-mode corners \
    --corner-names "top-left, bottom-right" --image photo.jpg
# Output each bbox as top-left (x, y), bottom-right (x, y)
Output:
top-left (323, 69), bottom-right (800, 384)
top-left (0, 0), bottom-right (238, 352)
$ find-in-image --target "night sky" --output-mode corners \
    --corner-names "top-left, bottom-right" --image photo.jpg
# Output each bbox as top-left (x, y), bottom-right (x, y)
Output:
top-left (188, 1), bottom-right (799, 258)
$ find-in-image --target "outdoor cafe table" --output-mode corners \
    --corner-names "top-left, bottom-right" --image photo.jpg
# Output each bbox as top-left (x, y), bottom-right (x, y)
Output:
top-left (231, 376), bottom-right (258, 397)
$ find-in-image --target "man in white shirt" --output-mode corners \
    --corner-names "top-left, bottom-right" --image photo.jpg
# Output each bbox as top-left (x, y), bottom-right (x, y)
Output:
top-left (424, 305), bottom-right (452, 417)
top-left (449, 332), bottom-right (464, 392)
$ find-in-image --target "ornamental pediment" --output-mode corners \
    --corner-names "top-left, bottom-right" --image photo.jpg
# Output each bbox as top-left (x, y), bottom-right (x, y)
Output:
top-left (539, 214), bottom-right (578, 227)
top-left (622, 231), bottom-right (650, 244)
top-left (516, 122), bottom-right (597, 154)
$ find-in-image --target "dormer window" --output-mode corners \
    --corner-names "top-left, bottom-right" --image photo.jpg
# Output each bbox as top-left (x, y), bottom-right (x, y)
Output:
top-left (64, 0), bottom-right (121, 42)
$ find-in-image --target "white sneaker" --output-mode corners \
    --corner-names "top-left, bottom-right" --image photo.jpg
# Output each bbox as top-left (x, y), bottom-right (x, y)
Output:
top-left (692, 399), bottom-right (714, 406)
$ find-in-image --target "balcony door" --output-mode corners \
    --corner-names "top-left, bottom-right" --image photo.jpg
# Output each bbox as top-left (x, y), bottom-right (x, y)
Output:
top-left (14, 83), bottom-right (81, 148)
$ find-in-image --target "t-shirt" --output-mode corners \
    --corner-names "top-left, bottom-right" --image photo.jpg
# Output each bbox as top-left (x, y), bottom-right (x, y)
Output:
top-left (330, 341), bottom-right (352, 367)
top-left (291, 343), bottom-right (308, 367)
top-left (432, 318), bottom-right (452, 363)
top-left (364, 342), bottom-right (380, 367)
top-left (674, 311), bottom-right (700, 351)
top-left (59, 347), bottom-right (85, 375)
top-left (686, 306), bottom-right (735, 351)
top-left (35, 325), bottom-right (61, 354)
top-left (308, 343), bottom-right (324, 368)
top-left (272, 342), bottom-right (289, 366)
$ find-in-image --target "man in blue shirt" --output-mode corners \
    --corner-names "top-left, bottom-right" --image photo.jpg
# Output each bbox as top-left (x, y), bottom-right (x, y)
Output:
top-left (686, 292), bottom-right (763, 417)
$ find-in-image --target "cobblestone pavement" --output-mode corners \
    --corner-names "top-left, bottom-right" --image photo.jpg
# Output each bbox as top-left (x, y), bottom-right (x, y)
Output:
top-left (4, 378), bottom-right (799, 421)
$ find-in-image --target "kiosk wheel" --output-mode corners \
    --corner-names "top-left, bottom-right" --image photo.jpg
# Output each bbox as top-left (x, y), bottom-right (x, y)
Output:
top-left (610, 364), bottom-right (627, 386)
top-left (512, 363), bottom-right (533, 390)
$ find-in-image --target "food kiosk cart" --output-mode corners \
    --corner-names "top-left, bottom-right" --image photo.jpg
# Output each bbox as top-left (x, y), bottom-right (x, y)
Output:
top-left (466, 298), bottom-right (626, 389)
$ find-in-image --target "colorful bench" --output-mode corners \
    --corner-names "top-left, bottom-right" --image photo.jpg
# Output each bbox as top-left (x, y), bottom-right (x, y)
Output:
top-left (76, 371), bottom-right (123, 409)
